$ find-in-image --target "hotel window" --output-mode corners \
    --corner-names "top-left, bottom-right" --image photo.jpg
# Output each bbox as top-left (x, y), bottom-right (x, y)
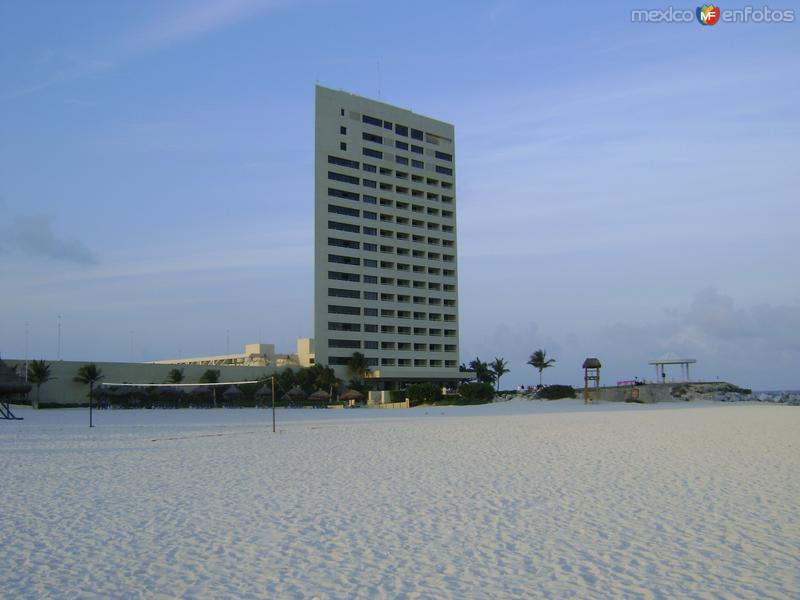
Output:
top-left (329, 322), bottom-right (361, 332)
top-left (328, 254), bottom-right (360, 265)
top-left (410, 128), bottom-right (423, 140)
top-left (329, 171), bottom-right (360, 185)
top-left (329, 339), bottom-right (361, 348)
top-left (326, 266), bottom-right (360, 281)
top-left (363, 163), bottom-right (377, 173)
top-left (395, 124), bottom-right (409, 136)
top-left (328, 155), bottom-right (359, 169)
top-left (340, 126), bottom-right (347, 134)
top-left (362, 132), bottom-right (383, 144)
top-left (329, 287), bottom-right (360, 298)
top-left (363, 148), bottom-right (383, 159)
top-left (328, 221), bottom-right (360, 233)
top-left (328, 237), bottom-right (359, 249)
top-left (411, 144), bottom-right (423, 154)
top-left (328, 204), bottom-right (359, 217)
top-left (328, 305), bottom-right (361, 315)
top-left (328, 188), bottom-right (359, 201)
top-left (395, 140), bottom-right (408, 150)
top-left (340, 142), bottom-right (347, 151)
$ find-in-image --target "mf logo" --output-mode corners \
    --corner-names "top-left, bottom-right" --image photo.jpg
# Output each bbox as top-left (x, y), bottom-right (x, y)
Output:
top-left (697, 4), bottom-right (721, 25)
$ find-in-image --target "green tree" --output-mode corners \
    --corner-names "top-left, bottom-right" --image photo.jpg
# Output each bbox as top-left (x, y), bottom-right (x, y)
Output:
top-left (346, 352), bottom-right (371, 385)
top-left (199, 369), bottom-right (220, 407)
top-left (315, 364), bottom-right (340, 398)
top-left (27, 359), bottom-right (53, 409)
top-left (73, 364), bottom-right (104, 427)
top-left (166, 368), bottom-right (185, 384)
top-left (468, 357), bottom-right (495, 385)
top-left (490, 357), bottom-right (510, 391)
top-left (527, 349), bottom-right (556, 386)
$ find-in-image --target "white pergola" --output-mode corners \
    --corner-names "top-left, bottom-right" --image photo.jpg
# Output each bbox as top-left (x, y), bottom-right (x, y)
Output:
top-left (648, 357), bottom-right (696, 383)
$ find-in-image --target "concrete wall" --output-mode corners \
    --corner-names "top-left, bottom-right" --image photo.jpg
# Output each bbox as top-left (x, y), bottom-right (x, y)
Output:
top-left (6, 359), bottom-right (279, 406)
top-left (585, 382), bottom-right (743, 403)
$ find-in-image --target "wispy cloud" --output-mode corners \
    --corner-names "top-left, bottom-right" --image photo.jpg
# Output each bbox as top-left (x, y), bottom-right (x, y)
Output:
top-left (0, 215), bottom-right (98, 264)
top-left (126, 0), bottom-right (283, 55)
top-left (0, 0), bottom-right (285, 101)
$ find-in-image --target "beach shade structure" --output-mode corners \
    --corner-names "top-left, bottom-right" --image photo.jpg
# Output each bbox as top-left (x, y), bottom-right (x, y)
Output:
top-left (156, 386), bottom-right (182, 407)
top-left (582, 358), bottom-right (602, 404)
top-left (340, 388), bottom-right (364, 407)
top-left (0, 357), bottom-right (31, 419)
top-left (281, 385), bottom-right (307, 405)
top-left (222, 385), bottom-right (244, 404)
top-left (189, 386), bottom-right (212, 406)
top-left (255, 384), bottom-right (273, 402)
top-left (93, 385), bottom-right (110, 407)
top-left (309, 389), bottom-right (330, 406)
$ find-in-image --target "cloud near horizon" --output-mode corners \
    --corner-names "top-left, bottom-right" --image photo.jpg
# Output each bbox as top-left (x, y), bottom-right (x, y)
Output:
top-left (1, 214), bottom-right (98, 265)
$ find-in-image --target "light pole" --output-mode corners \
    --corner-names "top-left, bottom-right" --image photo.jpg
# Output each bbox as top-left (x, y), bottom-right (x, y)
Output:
top-left (271, 375), bottom-right (276, 433)
top-left (24, 321), bottom-right (29, 382)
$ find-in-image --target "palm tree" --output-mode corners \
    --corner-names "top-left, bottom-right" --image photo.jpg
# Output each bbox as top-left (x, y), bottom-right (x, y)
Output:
top-left (469, 357), bottom-right (495, 385)
top-left (316, 365), bottom-right (341, 398)
top-left (73, 363), bottom-right (104, 427)
top-left (490, 357), bottom-right (510, 391)
top-left (346, 352), bottom-right (371, 384)
top-left (27, 359), bottom-right (53, 409)
top-left (528, 349), bottom-right (556, 386)
top-left (199, 369), bottom-right (220, 408)
top-left (166, 368), bottom-right (185, 384)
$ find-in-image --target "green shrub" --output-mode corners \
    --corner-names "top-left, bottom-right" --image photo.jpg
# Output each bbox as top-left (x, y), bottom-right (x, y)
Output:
top-left (389, 389), bottom-right (407, 403)
top-left (536, 384), bottom-right (576, 400)
top-left (406, 383), bottom-right (442, 406)
top-left (455, 382), bottom-right (495, 404)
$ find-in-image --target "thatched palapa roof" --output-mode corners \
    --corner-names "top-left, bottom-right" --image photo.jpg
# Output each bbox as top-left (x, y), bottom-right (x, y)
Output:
top-left (582, 358), bottom-right (602, 369)
top-left (309, 389), bottom-right (330, 402)
top-left (339, 388), bottom-right (364, 402)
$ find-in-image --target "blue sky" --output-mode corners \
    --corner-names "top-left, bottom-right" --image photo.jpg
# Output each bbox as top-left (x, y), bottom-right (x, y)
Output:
top-left (1, 0), bottom-right (798, 389)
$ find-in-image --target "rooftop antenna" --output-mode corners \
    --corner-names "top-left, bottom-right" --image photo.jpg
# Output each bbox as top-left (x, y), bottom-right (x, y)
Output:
top-left (377, 60), bottom-right (381, 98)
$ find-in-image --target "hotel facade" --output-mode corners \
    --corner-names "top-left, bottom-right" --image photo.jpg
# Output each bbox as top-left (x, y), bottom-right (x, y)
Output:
top-left (314, 86), bottom-right (463, 388)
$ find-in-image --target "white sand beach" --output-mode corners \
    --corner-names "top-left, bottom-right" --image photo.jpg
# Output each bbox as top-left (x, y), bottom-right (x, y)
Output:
top-left (2, 400), bottom-right (798, 599)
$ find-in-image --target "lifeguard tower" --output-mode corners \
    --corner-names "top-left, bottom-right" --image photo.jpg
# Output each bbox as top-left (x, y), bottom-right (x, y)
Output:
top-left (582, 358), bottom-right (601, 404)
top-left (0, 357), bottom-right (30, 420)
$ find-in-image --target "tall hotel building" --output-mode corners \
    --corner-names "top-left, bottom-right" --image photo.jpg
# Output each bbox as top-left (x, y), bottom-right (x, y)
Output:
top-left (314, 86), bottom-right (462, 388)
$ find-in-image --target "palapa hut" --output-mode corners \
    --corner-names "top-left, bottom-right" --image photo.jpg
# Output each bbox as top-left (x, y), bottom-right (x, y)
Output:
top-left (281, 385), bottom-right (307, 406)
top-left (308, 389), bottom-right (330, 407)
top-left (255, 384), bottom-right (273, 404)
top-left (189, 386), bottom-right (212, 406)
top-left (0, 357), bottom-right (31, 419)
top-left (222, 385), bottom-right (244, 405)
top-left (339, 388), bottom-right (364, 408)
